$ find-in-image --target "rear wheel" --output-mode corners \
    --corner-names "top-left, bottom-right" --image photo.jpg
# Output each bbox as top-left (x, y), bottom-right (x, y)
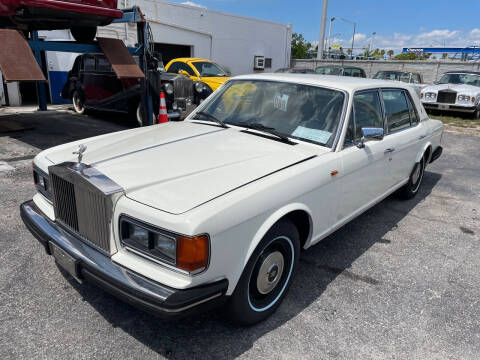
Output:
top-left (72, 91), bottom-right (85, 114)
top-left (227, 220), bottom-right (299, 325)
top-left (71, 26), bottom-right (97, 42)
top-left (136, 103), bottom-right (156, 127)
top-left (400, 156), bottom-right (425, 199)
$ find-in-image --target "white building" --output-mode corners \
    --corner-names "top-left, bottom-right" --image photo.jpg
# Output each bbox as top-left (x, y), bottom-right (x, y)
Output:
top-left (3, 0), bottom-right (292, 105)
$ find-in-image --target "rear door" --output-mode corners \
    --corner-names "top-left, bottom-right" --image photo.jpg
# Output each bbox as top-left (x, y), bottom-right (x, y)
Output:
top-left (81, 55), bottom-right (97, 104)
top-left (380, 88), bottom-right (425, 185)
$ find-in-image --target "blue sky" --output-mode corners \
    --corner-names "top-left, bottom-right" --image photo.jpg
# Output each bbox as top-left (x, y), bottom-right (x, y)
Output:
top-left (172, 0), bottom-right (480, 51)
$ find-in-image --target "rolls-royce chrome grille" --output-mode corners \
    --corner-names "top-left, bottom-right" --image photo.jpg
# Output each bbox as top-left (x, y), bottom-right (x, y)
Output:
top-left (49, 163), bottom-right (123, 255)
top-left (437, 90), bottom-right (457, 104)
top-left (50, 173), bottom-right (79, 232)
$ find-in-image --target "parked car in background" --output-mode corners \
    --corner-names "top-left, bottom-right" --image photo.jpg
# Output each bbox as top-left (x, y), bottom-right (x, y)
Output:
top-left (165, 57), bottom-right (231, 100)
top-left (315, 65), bottom-right (366, 78)
top-left (22, 74), bottom-right (443, 325)
top-left (62, 54), bottom-right (195, 126)
top-left (275, 68), bottom-right (315, 74)
top-left (0, 0), bottom-right (123, 42)
top-left (421, 71), bottom-right (480, 119)
top-left (374, 70), bottom-right (426, 96)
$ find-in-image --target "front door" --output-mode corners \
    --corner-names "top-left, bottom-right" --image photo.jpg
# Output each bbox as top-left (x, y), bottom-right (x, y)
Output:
top-left (336, 89), bottom-right (396, 223)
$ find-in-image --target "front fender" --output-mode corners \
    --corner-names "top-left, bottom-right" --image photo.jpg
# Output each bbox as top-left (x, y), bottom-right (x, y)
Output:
top-left (244, 203), bottom-right (313, 267)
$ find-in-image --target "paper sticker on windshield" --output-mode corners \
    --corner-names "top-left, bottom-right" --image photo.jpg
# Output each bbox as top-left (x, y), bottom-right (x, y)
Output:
top-left (292, 126), bottom-right (332, 144)
top-left (274, 93), bottom-right (289, 112)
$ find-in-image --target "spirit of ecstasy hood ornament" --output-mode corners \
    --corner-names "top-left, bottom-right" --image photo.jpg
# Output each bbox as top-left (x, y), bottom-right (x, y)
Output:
top-left (73, 144), bottom-right (87, 165)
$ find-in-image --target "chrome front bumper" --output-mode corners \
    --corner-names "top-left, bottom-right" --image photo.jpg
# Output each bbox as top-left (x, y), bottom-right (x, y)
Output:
top-left (20, 200), bottom-right (228, 318)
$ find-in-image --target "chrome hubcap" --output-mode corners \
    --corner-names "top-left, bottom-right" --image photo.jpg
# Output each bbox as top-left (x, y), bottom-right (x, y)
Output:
top-left (411, 162), bottom-right (422, 184)
top-left (256, 251), bottom-right (284, 295)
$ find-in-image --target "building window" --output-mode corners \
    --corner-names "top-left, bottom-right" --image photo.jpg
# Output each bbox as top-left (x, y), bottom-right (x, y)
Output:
top-left (265, 58), bottom-right (272, 68)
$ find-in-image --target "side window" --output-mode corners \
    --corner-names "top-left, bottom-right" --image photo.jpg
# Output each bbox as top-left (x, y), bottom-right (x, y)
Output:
top-left (343, 68), bottom-right (352, 77)
top-left (412, 74), bottom-right (421, 84)
top-left (180, 63), bottom-right (196, 76)
top-left (399, 73), bottom-right (410, 83)
top-left (351, 68), bottom-right (362, 78)
top-left (382, 89), bottom-right (411, 132)
top-left (168, 62), bottom-right (181, 73)
top-left (96, 57), bottom-right (112, 72)
top-left (360, 69), bottom-right (366, 78)
top-left (353, 90), bottom-right (384, 139)
top-left (83, 56), bottom-right (95, 72)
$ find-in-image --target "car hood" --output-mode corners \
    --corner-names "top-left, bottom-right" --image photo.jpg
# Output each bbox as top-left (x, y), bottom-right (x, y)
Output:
top-left (422, 83), bottom-right (480, 95)
top-left (201, 77), bottom-right (230, 90)
top-left (45, 122), bottom-right (322, 214)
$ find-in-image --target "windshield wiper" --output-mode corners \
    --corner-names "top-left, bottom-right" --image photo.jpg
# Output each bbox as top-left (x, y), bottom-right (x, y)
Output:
top-left (241, 122), bottom-right (293, 144)
top-left (193, 111), bottom-right (229, 128)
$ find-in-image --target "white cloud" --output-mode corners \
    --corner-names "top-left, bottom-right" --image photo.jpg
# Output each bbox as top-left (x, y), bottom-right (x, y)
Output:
top-left (313, 28), bottom-right (480, 53)
top-left (182, 1), bottom-right (206, 8)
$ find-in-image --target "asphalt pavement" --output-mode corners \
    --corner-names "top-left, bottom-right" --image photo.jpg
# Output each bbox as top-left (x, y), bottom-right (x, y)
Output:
top-left (0, 109), bottom-right (479, 359)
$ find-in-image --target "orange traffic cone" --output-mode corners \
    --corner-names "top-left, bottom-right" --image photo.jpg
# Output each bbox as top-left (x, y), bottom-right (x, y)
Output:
top-left (158, 91), bottom-right (168, 124)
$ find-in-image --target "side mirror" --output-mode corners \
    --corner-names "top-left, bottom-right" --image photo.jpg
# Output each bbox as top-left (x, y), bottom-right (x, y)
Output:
top-left (178, 70), bottom-right (190, 77)
top-left (433, 80), bottom-right (439, 85)
top-left (357, 127), bottom-right (384, 148)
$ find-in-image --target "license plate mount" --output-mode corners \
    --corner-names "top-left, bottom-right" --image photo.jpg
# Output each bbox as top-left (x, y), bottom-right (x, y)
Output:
top-left (439, 104), bottom-right (450, 110)
top-left (50, 242), bottom-right (82, 283)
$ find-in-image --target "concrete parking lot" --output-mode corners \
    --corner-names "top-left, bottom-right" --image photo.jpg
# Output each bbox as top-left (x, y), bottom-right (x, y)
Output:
top-left (0, 109), bottom-right (479, 359)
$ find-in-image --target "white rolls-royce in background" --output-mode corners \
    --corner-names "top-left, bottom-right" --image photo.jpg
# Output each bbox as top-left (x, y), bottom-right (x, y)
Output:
top-left (421, 71), bottom-right (480, 119)
top-left (21, 74), bottom-right (443, 325)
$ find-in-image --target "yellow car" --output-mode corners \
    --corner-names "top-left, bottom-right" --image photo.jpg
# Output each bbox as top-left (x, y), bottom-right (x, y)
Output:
top-left (165, 58), bottom-right (231, 92)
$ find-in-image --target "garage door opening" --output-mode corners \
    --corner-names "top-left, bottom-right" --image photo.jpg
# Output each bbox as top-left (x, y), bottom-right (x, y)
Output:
top-left (152, 43), bottom-right (192, 64)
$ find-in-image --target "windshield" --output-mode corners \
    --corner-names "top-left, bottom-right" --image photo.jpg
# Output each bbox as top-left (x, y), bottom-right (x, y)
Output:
top-left (315, 66), bottom-right (343, 75)
top-left (438, 73), bottom-right (480, 86)
top-left (192, 61), bottom-right (228, 77)
top-left (193, 80), bottom-right (345, 147)
top-left (374, 71), bottom-right (402, 81)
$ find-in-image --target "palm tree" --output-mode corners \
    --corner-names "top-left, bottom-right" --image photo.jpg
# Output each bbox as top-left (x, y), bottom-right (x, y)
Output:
top-left (387, 49), bottom-right (394, 58)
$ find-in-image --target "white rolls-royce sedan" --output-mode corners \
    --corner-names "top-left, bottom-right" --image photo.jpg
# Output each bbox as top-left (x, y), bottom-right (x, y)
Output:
top-left (21, 74), bottom-right (443, 325)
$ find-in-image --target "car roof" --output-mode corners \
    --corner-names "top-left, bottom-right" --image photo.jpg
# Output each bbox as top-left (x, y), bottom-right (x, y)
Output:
top-left (173, 57), bottom-right (213, 63)
top-left (232, 73), bottom-right (413, 92)
top-left (444, 71), bottom-right (480, 75)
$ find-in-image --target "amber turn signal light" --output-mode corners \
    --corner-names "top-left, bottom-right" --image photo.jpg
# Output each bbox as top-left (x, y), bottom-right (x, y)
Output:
top-left (177, 235), bottom-right (209, 272)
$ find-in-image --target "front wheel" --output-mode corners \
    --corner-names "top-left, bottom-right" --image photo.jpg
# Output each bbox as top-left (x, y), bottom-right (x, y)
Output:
top-left (473, 107), bottom-right (480, 120)
top-left (400, 156), bottom-right (425, 199)
top-left (72, 91), bottom-right (85, 114)
top-left (227, 220), bottom-right (300, 325)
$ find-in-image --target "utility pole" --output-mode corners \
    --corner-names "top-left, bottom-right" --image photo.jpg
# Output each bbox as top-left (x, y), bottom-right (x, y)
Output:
top-left (350, 22), bottom-right (356, 58)
top-left (327, 17), bottom-right (335, 55)
top-left (317, 0), bottom-right (328, 60)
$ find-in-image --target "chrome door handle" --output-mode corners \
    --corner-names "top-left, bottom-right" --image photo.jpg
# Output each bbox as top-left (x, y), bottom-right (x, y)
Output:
top-left (384, 148), bottom-right (395, 154)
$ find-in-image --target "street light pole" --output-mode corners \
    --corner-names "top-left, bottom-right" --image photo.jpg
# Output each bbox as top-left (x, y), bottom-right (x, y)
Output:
top-left (327, 17), bottom-right (335, 55)
top-left (370, 32), bottom-right (376, 52)
top-left (351, 22), bottom-right (356, 58)
top-left (317, 0), bottom-right (329, 60)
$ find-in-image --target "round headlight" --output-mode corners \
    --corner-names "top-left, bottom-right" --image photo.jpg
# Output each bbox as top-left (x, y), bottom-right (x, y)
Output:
top-left (195, 82), bottom-right (206, 93)
top-left (163, 82), bottom-right (174, 95)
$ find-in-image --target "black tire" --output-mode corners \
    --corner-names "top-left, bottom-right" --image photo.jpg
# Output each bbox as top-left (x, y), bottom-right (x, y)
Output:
top-left (71, 26), bottom-right (97, 42)
top-left (473, 107), bottom-right (480, 120)
top-left (136, 102), bottom-right (156, 127)
top-left (227, 220), bottom-right (300, 325)
top-left (400, 156), bottom-right (426, 199)
top-left (72, 91), bottom-right (85, 114)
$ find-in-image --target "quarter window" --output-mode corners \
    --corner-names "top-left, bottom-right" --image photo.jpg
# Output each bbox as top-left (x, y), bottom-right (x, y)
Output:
top-left (382, 89), bottom-right (412, 132)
